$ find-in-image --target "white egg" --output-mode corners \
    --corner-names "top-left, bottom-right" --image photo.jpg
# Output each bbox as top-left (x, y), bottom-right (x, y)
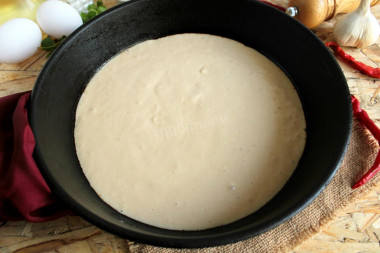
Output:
top-left (0, 18), bottom-right (42, 64)
top-left (37, 0), bottom-right (83, 38)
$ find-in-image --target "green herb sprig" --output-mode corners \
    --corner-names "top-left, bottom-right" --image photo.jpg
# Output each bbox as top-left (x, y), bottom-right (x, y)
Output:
top-left (40, 36), bottom-right (66, 56)
top-left (40, 1), bottom-right (107, 57)
top-left (80, 1), bottom-right (107, 23)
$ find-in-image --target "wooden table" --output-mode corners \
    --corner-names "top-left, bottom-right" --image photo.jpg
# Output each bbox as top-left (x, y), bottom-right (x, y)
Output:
top-left (1, 0), bottom-right (380, 252)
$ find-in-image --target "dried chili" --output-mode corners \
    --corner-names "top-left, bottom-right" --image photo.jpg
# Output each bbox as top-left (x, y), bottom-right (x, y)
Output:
top-left (351, 95), bottom-right (380, 189)
top-left (259, 1), bottom-right (286, 12)
top-left (258, 1), bottom-right (380, 188)
top-left (326, 42), bottom-right (380, 79)
top-left (259, 1), bottom-right (380, 79)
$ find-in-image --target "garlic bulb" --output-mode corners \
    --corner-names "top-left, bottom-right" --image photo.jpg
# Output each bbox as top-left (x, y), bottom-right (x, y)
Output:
top-left (333, 0), bottom-right (380, 48)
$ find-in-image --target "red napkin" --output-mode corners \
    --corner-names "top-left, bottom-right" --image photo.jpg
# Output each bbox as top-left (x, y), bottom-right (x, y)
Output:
top-left (0, 92), bottom-right (72, 222)
top-left (0, 88), bottom-right (379, 223)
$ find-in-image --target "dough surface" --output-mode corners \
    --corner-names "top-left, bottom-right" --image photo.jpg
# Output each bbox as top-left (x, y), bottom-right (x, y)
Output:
top-left (75, 34), bottom-right (306, 230)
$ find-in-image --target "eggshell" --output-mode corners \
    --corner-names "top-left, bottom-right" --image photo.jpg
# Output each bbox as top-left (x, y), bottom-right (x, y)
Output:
top-left (37, 0), bottom-right (83, 38)
top-left (0, 18), bottom-right (42, 64)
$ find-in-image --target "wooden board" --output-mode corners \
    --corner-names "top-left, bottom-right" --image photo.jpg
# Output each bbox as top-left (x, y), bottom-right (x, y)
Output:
top-left (0, 0), bottom-right (379, 252)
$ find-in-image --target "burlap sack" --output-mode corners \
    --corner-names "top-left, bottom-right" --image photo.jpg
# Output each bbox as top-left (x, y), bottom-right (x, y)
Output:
top-left (128, 118), bottom-right (380, 252)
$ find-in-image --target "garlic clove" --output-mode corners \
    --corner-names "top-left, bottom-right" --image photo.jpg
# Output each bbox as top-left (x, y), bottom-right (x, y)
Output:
top-left (333, 0), bottom-right (380, 48)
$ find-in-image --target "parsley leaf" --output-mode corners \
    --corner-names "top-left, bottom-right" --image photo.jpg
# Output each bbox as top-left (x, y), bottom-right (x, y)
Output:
top-left (40, 36), bottom-right (67, 56)
top-left (80, 0), bottom-right (107, 23)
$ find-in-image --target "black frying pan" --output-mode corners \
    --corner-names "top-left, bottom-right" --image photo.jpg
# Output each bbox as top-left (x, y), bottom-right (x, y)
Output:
top-left (30, 0), bottom-right (352, 248)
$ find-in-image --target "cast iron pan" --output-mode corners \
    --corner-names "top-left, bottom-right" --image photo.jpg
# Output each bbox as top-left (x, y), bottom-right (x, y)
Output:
top-left (30, 0), bottom-right (352, 248)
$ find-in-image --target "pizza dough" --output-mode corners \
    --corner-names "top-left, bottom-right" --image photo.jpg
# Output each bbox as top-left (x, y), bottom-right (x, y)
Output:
top-left (74, 34), bottom-right (306, 230)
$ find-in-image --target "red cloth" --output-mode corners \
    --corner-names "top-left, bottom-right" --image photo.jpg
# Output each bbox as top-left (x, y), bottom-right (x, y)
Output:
top-left (0, 89), bottom-right (379, 223)
top-left (0, 91), bottom-right (72, 222)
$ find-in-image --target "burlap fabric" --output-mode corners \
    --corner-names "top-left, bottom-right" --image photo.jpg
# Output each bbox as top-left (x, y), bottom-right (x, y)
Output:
top-left (128, 117), bottom-right (380, 253)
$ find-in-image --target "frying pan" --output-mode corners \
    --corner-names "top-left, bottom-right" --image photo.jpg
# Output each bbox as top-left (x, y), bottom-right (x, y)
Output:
top-left (30, 0), bottom-right (352, 248)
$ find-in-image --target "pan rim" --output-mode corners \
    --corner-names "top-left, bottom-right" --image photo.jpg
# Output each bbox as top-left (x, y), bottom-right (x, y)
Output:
top-left (30, 0), bottom-right (352, 248)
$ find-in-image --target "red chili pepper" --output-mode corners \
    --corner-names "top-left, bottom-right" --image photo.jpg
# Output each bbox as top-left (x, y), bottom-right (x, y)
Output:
top-left (351, 95), bottom-right (380, 189)
top-left (259, 1), bottom-right (380, 187)
top-left (259, 1), bottom-right (286, 12)
top-left (326, 42), bottom-right (380, 79)
top-left (259, 1), bottom-right (380, 79)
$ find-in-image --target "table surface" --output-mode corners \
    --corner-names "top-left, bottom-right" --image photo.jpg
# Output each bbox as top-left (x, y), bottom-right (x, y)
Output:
top-left (1, 0), bottom-right (380, 252)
